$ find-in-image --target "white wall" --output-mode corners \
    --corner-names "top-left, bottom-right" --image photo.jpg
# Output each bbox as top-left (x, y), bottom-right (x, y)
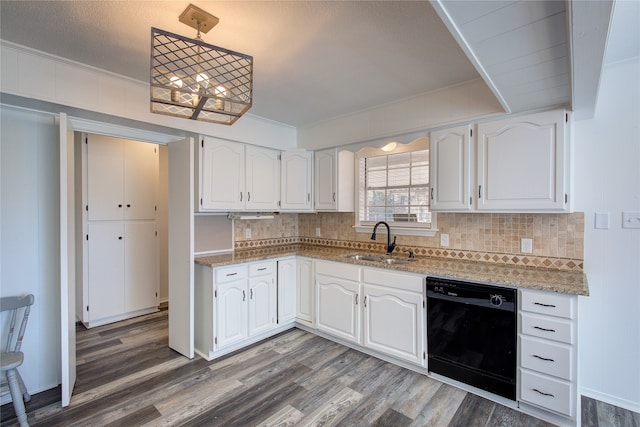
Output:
top-left (0, 107), bottom-right (61, 398)
top-left (574, 57), bottom-right (640, 411)
top-left (1, 41), bottom-right (297, 151)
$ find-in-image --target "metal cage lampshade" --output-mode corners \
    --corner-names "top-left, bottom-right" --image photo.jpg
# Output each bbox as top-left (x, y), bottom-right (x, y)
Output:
top-left (150, 27), bottom-right (253, 125)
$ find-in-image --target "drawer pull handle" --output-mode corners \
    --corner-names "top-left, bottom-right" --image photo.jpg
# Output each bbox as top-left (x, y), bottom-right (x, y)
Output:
top-left (534, 302), bottom-right (556, 308)
top-left (257, 267), bottom-right (267, 271)
top-left (533, 326), bottom-right (556, 333)
top-left (533, 388), bottom-right (555, 398)
top-left (243, 290), bottom-right (246, 301)
top-left (533, 354), bottom-right (555, 362)
top-left (226, 272), bottom-right (238, 277)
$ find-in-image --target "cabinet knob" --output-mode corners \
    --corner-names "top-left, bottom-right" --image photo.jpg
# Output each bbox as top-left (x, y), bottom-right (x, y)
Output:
top-left (118, 204), bottom-right (122, 208)
top-left (118, 236), bottom-right (123, 240)
top-left (127, 204), bottom-right (131, 208)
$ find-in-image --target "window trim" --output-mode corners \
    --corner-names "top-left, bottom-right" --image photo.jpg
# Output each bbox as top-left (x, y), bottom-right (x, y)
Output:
top-left (354, 138), bottom-right (437, 237)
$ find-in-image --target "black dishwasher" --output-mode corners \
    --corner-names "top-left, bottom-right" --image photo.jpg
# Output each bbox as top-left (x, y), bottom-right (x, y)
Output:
top-left (427, 277), bottom-right (517, 400)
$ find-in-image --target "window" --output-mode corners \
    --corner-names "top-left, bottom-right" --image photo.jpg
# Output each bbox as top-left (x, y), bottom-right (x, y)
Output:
top-left (356, 141), bottom-right (435, 235)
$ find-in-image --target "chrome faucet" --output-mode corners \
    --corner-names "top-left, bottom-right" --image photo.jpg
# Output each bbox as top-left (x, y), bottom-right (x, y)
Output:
top-left (371, 221), bottom-right (396, 255)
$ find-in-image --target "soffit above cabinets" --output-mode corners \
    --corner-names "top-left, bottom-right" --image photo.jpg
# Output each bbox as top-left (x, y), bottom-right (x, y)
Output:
top-left (431, 0), bottom-right (573, 115)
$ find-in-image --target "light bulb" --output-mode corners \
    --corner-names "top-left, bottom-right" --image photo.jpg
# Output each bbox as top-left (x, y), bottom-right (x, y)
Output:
top-left (214, 85), bottom-right (227, 110)
top-left (170, 76), bottom-right (183, 102)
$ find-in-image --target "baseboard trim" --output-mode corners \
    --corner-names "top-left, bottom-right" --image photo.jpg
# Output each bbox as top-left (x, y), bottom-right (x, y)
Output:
top-left (580, 388), bottom-right (640, 414)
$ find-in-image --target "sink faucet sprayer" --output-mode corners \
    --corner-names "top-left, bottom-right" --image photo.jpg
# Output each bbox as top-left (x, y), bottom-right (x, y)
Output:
top-left (371, 221), bottom-right (396, 255)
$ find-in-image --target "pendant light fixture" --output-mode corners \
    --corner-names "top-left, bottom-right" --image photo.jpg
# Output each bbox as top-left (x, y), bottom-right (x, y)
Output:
top-left (150, 4), bottom-right (253, 125)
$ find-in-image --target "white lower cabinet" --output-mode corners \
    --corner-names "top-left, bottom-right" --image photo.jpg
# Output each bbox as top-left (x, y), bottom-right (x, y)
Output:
top-left (362, 268), bottom-right (425, 366)
top-left (314, 260), bottom-right (425, 367)
top-left (316, 263), bottom-right (361, 344)
top-left (295, 257), bottom-right (314, 326)
top-left (277, 258), bottom-right (297, 324)
top-left (518, 289), bottom-right (578, 420)
top-left (194, 260), bottom-right (281, 360)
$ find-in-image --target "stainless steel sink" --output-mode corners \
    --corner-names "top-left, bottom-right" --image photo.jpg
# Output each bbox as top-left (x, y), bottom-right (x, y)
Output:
top-left (344, 253), bottom-right (382, 261)
top-left (381, 258), bottom-right (411, 265)
top-left (344, 253), bottom-right (413, 264)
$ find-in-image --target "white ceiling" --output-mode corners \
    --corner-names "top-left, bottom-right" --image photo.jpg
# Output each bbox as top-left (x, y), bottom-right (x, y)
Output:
top-left (0, 1), bottom-right (637, 128)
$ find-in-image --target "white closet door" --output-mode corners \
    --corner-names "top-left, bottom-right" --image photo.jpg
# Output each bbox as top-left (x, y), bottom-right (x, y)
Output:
top-left (124, 140), bottom-right (158, 220)
top-left (124, 221), bottom-right (158, 312)
top-left (87, 135), bottom-right (123, 221)
top-left (87, 221), bottom-right (125, 321)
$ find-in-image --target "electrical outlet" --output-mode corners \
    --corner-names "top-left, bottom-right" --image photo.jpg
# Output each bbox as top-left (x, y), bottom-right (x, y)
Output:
top-left (316, 227), bottom-right (321, 237)
top-left (440, 233), bottom-right (449, 247)
top-left (622, 211), bottom-right (640, 229)
top-left (245, 227), bottom-right (251, 239)
top-left (521, 238), bottom-right (533, 254)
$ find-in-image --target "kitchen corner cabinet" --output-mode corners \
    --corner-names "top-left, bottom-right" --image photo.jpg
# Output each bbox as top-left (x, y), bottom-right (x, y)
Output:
top-left (81, 134), bottom-right (159, 327)
top-left (198, 136), bottom-right (280, 212)
top-left (280, 151), bottom-right (314, 211)
top-left (477, 110), bottom-right (569, 211)
top-left (195, 260), bottom-right (281, 360)
top-left (362, 268), bottom-right (425, 366)
top-left (430, 124), bottom-right (473, 211)
top-left (277, 258), bottom-right (297, 324)
top-left (314, 148), bottom-right (355, 212)
top-left (296, 257), bottom-right (314, 327)
top-left (315, 261), bottom-right (361, 343)
top-left (518, 289), bottom-right (577, 419)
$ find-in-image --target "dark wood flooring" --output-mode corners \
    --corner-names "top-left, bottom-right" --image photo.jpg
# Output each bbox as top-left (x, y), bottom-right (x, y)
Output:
top-left (2, 309), bottom-right (638, 426)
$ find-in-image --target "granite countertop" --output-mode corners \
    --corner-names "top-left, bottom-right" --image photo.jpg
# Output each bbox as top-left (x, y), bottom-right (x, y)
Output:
top-left (195, 244), bottom-right (589, 296)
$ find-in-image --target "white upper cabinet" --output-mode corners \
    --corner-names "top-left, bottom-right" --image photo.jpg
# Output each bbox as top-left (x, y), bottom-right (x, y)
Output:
top-left (430, 124), bottom-right (473, 211)
top-left (200, 137), bottom-right (245, 211)
top-left (280, 151), bottom-right (313, 211)
top-left (245, 146), bottom-right (280, 211)
top-left (198, 136), bottom-right (280, 212)
top-left (87, 135), bottom-right (158, 220)
top-left (314, 148), bottom-right (354, 212)
top-left (476, 110), bottom-right (569, 211)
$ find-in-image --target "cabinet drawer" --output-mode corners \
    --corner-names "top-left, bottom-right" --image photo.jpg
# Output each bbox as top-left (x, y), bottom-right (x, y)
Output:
top-left (363, 268), bottom-right (424, 293)
top-left (215, 264), bottom-right (247, 283)
top-left (520, 336), bottom-right (573, 380)
top-left (520, 289), bottom-right (575, 319)
top-left (315, 260), bottom-right (360, 281)
top-left (520, 369), bottom-right (574, 416)
top-left (249, 261), bottom-right (275, 277)
top-left (520, 313), bottom-right (575, 345)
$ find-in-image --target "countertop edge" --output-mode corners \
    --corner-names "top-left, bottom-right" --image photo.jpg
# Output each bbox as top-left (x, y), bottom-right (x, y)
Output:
top-left (195, 247), bottom-right (589, 296)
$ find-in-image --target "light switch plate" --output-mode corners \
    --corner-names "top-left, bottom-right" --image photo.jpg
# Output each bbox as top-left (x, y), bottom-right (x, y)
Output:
top-left (595, 212), bottom-right (610, 229)
top-left (440, 233), bottom-right (449, 247)
top-left (245, 227), bottom-right (252, 239)
top-left (622, 212), bottom-right (640, 229)
top-left (521, 238), bottom-right (533, 254)
top-left (316, 227), bottom-right (321, 237)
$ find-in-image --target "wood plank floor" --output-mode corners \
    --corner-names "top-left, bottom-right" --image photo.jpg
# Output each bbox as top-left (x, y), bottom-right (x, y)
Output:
top-left (2, 309), bottom-right (638, 426)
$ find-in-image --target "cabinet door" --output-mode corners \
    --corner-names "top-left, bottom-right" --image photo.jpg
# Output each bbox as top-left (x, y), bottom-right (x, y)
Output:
top-left (277, 259), bottom-right (297, 324)
top-left (363, 284), bottom-right (424, 365)
top-left (280, 151), bottom-right (313, 211)
top-left (87, 222), bottom-right (125, 321)
top-left (215, 280), bottom-right (248, 350)
top-left (124, 221), bottom-right (158, 312)
top-left (245, 146), bottom-right (280, 211)
top-left (249, 274), bottom-right (277, 336)
top-left (316, 274), bottom-right (360, 343)
top-left (296, 258), bottom-right (314, 325)
top-left (87, 135), bottom-right (124, 221)
top-left (314, 149), bottom-right (337, 210)
top-left (476, 110), bottom-right (567, 211)
top-left (430, 125), bottom-right (472, 211)
top-left (201, 137), bottom-right (244, 211)
top-left (123, 140), bottom-right (158, 220)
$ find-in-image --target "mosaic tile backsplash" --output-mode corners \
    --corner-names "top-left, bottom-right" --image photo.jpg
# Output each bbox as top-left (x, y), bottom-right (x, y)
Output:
top-left (234, 212), bottom-right (584, 271)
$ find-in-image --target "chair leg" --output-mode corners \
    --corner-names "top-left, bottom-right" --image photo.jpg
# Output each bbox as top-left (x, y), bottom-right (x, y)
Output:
top-left (6, 368), bottom-right (29, 427)
top-left (16, 369), bottom-right (31, 402)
